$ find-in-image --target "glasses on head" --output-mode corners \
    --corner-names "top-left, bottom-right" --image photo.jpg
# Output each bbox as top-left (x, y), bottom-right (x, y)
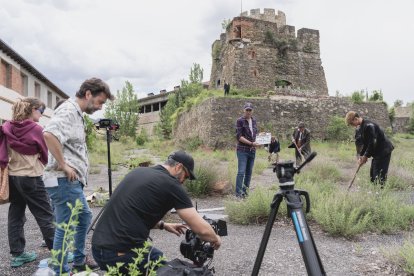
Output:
top-left (36, 107), bottom-right (45, 115)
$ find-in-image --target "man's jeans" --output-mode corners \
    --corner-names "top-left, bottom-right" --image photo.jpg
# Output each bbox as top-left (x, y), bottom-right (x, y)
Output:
top-left (47, 178), bottom-right (92, 275)
top-left (8, 176), bottom-right (55, 255)
top-left (235, 150), bottom-right (256, 196)
top-left (92, 245), bottom-right (165, 274)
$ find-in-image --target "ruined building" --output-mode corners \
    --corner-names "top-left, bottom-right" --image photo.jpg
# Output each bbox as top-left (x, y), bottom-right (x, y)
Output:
top-left (210, 8), bottom-right (328, 97)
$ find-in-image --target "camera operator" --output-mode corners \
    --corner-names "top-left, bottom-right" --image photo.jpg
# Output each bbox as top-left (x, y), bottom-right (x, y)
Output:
top-left (91, 150), bottom-right (221, 274)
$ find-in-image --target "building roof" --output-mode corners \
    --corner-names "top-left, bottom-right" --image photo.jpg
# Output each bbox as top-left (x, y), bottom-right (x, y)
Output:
top-left (395, 106), bottom-right (412, 118)
top-left (0, 38), bottom-right (69, 99)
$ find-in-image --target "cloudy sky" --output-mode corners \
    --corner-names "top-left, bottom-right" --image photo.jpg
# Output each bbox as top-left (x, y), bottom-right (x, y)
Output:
top-left (1, 0), bottom-right (413, 106)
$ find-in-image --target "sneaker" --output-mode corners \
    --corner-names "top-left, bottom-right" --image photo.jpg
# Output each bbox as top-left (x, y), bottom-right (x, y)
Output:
top-left (67, 252), bottom-right (74, 263)
top-left (11, 252), bottom-right (37, 267)
top-left (72, 257), bottom-right (99, 272)
top-left (40, 240), bottom-right (48, 247)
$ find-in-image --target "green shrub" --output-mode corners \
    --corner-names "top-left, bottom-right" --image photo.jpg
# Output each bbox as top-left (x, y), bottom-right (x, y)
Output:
top-left (399, 237), bottom-right (414, 274)
top-left (325, 115), bottom-right (353, 141)
top-left (351, 90), bottom-right (365, 103)
top-left (185, 160), bottom-right (217, 197)
top-left (136, 128), bottom-right (149, 146)
top-left (225, 187), bottom-right (285, 224)
top-left (183, 137), bottom-right (203, 151)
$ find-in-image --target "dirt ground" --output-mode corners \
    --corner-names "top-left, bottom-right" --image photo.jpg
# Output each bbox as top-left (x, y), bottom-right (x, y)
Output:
top-left (0, 152), bottom-right (411, 275)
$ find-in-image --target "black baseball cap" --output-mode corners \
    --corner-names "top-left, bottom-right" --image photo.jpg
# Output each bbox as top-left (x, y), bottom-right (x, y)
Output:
top-left (168, 150), bottom-right (196, 180)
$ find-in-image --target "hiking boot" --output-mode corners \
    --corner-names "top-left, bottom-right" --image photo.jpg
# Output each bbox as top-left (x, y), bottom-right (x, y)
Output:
top-left (11, 252), bottom-right (37, 267)
top-left (72, 257), bottom-right (99, 272)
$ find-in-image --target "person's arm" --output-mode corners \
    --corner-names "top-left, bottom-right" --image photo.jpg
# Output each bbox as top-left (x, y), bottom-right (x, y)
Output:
top-left (43, 132), bottom-right (77, 181)
top-left (176, 207), bottom-right (221, 250)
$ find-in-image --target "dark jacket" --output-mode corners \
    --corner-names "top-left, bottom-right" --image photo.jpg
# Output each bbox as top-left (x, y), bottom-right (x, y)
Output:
top-left (359, 119), bottom-right (394, 159)
top-left (292, 128), bottom-right (311, 154)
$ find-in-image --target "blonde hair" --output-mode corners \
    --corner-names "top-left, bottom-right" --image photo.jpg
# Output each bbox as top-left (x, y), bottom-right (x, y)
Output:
top-left (12, 97), bottom-right (45, 121)
top-left (345, 111), bottom-right (359, 126)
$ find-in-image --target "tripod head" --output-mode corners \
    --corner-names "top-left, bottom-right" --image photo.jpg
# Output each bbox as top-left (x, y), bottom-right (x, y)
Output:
top-left (273, 152), bottom-right (317, 187)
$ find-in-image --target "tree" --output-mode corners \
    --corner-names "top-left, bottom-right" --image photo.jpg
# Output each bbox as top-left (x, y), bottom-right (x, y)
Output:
top-left (189, 63), bottom-right (203, 84)
top-left (221, 19), bottom-right (231, 31)
top-left (104, 81), bottom-right (140, 138)
top-left (368, 90), bottom-right (383, 102)
top-left (158, 64), bottom-right (204, 139)
top-left (351, 90), bottom-right (364, 103)
top-left (394, 99), bottom-right (403, 107)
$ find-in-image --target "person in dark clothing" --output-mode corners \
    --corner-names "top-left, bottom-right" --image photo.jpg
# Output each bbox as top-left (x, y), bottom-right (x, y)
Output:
top-left (345, 111), bottom-right (394, 185)
top-left (268, 136), bottom-right (280, 163)
top-left (91, 151), bottom-right (221, 274)
top-left (355, 125), bottom-right (363, 157)
top-left (290, 122), bottom-right (311, 166)
top-left (224, 82), bottom-right (230, 96)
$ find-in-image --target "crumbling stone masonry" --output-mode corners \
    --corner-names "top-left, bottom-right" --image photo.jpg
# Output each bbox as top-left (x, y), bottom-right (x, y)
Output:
top-left (210, 8), bottom-right (328, 97)
top-left (174, 97), bottom-right (391, 148)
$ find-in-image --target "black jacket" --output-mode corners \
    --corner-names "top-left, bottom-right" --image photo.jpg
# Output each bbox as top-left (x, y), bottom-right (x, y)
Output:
top-left (360, 119), bottom-right (394, 158)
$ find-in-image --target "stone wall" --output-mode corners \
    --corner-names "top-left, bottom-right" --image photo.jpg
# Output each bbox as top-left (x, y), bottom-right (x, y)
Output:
top-left (174, 97), bottom-right (391, 148)
top-left (210, 9), bottom-right (328, 96)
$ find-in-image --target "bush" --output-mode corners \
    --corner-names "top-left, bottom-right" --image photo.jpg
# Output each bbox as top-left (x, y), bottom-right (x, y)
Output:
top-left (351, 90), bottom-right (365, 103)
top-left (225, 187), bottom-right (284, 224)
top-left (183, 137), bottom-right (203, 151)
top-left (325, 115), bottom-right (353, 141)
top-left (136, 128), bottom-right (149, 146)
top-left (185, 160), bottom-right (217, 197)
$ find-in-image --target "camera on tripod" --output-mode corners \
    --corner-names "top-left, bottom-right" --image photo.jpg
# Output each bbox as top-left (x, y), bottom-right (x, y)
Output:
top-left (273, 160), bottom-right (295, 184)
top-left (96, 118), bottom-right (120, 130)
top-left (180, 216), bottom-right (227, 267)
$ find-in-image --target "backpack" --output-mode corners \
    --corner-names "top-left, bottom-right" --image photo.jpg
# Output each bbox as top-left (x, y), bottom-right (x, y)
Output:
top-left (157, 258), bottom-right (214, 276)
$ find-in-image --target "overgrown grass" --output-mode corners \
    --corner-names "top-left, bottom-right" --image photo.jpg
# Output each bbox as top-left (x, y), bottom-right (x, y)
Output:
top-left (225, 186), bottom-right (284, 224)
top-left (185, 160), bottom-right (218, 197)
top-left (399, 237), bottom-right (414, 274)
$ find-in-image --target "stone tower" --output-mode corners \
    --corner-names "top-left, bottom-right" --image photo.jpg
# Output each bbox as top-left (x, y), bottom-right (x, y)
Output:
top-left (210, 8), bottom-right (329, 97)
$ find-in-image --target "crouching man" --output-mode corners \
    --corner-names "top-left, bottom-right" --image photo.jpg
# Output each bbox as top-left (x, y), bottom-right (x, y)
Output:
top-left (91, 151), bottom-right (221, 274)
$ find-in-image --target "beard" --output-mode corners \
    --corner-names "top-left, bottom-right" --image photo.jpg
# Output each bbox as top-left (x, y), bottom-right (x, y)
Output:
top-left (174, 170), bottom-right (186, 183)
top-left (84, 101), bottom-right (97, 114)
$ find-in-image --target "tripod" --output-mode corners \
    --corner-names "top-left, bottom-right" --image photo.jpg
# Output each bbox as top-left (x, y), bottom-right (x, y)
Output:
top-left (252, 152), bottom-right (325, 276)
top-left (87, 125), bottom-right (115, 234)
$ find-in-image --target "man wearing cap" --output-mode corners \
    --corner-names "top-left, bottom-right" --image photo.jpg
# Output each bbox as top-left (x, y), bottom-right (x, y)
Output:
top-left (91, 150), bottom-right (221, 274)
top-left (345, 111), bottom-right (394, 185)
top-left (291, 122), bottom-right (312, 166)
top-left (235, 102), bottom-right (260, 198)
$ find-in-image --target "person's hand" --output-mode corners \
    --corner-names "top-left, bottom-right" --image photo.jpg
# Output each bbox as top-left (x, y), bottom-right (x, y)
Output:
top-left (210, 235), bottom-right (221, 250)
top-left (358, 156), bottom-right (368, 165)
top-left (62, 164), bottom-right (77, 181)
top-left (164, 223), bottom-right (188, 236)
top-left (252, 142), bottom-right (261, 147)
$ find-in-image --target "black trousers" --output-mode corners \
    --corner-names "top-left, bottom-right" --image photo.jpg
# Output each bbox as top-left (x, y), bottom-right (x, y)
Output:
top-left (370, 153), bottom-right (392, 185)
top-left (8, 176), bottom-right (55, 255)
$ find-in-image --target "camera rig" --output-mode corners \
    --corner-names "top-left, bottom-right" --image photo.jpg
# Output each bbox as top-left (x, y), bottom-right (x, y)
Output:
top-left (96, 118), bottom-right (120, 131)
top-left (180, 216), bottom-right (227, 267)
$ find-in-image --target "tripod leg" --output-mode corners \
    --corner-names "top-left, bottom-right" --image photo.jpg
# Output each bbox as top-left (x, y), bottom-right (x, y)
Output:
top-left (87, 204), bottom-right (106, 234)
top-left (251, 193), bottom-right (284, 276)
top-left (287, 192), bottom-right (325, 276)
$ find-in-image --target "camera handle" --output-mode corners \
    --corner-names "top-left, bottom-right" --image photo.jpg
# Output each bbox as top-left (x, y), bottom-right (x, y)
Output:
top-left (251, 187), bottom-right (325, 276)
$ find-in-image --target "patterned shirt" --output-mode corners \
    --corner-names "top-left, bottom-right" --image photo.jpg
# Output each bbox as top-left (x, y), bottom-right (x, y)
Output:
top-left (236, 116), bottom-right (258, 152)
top-left (43, 98), bottom-right (89, 186)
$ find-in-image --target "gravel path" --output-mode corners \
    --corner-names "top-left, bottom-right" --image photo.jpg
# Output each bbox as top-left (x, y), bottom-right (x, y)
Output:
top-left (0, 152), bottom-right (410, 275)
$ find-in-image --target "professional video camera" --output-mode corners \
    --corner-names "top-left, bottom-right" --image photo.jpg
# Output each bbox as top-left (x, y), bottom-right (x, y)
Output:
top-left (95, 118), bottom-right (120, 131)
top-left (180, 216), bottom-right (227, 267)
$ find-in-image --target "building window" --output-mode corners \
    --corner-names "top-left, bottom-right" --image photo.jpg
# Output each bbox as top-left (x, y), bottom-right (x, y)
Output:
top-left (1, 60), bottom-right (12, 88)
top-left (21, 73), bottom-right (28, 96)
top-left (35, 82), bottom-right (41, 98)
top-left (47, 91), bottom-right (53, 108)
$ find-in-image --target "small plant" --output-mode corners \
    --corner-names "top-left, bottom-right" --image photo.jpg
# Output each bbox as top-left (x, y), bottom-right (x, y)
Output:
top-left (136, 128), bottom-right (149, 146)
top-left (106, 241), bottom-right (166, 275)
top-left (49, 200), bottom-right (83, 274)
top-left (183, 137), bottom-right (203, 151)
top-left (351, 90), bottom-right (365, 103)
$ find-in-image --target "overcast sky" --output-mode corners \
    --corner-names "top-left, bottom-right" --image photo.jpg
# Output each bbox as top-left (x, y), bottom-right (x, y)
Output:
top-left (1, 0), bottom-right (413, 106)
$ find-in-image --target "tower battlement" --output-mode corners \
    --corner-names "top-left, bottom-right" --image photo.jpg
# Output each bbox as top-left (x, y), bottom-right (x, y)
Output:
top-left (240, 8), bottom-right (286, 27)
